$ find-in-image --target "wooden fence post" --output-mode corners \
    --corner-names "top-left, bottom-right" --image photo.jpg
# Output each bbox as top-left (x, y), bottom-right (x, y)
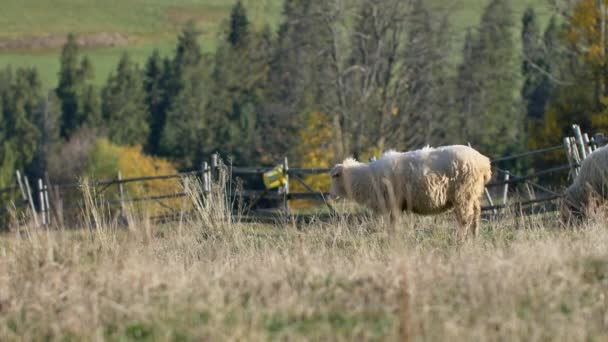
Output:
top-left (525, 183), bottom-right (535, 201)
top-left (502, 171), bottom-right (510, 206)
top-left (211, 153), bottom-right (219, 183)
top-left (15, 171), bottom-right (27, 202)
top-left (38, 179), bottom-right (46, 226)
top-left (563, 137), bottom-right (576, 179)
top-left (23, 176), bottom-right (38, 227)
top-left (44, 172), bottom-right (57, 225)
top-left (202, 162), bottom-right (211, 194)
top-left (570, 137), bottom-right (582, 175)
top-left (179, 179), bottom-right (189, 232)
top-left (572, 124), bottom-right (587, 160)
top-left (117, 170), bottom-right (126, 215)
top-left (283, 157), bottom-right (289, 212)
top-left (44, 182), bottom-right (51, 226)
top-left (484, 188), bottom-right (496, 215)
top-left (583, 133), bottom-right (593, 155)
top-left (590, 136), bottom-right (598, 151)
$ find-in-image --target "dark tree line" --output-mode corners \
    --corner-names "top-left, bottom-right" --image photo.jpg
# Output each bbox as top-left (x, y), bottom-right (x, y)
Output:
top-left (0, 0), bottom-right (603, 186)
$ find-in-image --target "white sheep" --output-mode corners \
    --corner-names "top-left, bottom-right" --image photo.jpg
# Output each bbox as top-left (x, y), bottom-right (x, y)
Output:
top-left (562, 145), bottom-right (608, 222)
top-left (329, 145), bottom-right (492, 239)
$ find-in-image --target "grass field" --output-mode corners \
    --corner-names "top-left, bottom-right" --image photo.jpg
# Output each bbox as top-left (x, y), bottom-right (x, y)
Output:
top-left (0, 0), bottom-right (549, 89)
top-left (1, 182), bottom-right (608, 340)
top-left (0, 0), bottom-right (282, 89)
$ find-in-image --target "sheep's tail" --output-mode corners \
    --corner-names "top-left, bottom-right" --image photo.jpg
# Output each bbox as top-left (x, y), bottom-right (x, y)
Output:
top-left (483, 159), bottom-right (492, 184)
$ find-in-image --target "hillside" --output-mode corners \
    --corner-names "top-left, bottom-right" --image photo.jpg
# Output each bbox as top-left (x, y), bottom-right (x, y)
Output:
top-left (0, 0), bottom-right (548, 89)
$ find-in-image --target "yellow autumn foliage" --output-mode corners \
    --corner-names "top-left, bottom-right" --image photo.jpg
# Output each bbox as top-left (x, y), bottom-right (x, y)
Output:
top-left (87, 138), bottom-right (184, 215)
top-left (564, 0), bottom-right (608, 133)
top-left (528, 0), bottom-right (608, 166)
top-left (291, 111), bottom-right (334, 209)
top-left (566, 0), bottom-right (608, 67)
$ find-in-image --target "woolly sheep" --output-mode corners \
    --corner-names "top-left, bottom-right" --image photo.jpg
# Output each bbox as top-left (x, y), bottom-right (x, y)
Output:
top-left (329, 145), bottom-right (492, 239)
top-left (561, 145), bottom-right (608, 223)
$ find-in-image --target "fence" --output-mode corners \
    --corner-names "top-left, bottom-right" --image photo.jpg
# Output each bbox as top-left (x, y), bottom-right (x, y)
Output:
top-left (0, 123), bottom-right (602, 228)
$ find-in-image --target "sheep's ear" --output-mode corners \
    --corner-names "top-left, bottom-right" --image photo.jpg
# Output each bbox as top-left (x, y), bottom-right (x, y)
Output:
top-left (330, 165), bottom-right (343, 178)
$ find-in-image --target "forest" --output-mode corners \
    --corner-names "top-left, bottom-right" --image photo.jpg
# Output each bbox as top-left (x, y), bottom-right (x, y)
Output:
top-left (0, 0), bottom-right (605, 187)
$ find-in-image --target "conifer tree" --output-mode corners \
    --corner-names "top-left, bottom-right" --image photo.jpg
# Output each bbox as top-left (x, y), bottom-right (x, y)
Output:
top-left (206, 1), bottom-right (267, 164)
top-left (228, 0), bottom-right (250, 48)
top-left (56, 34), bottom-right (99, 138)
top-left (521, 7), bottom-right (550, 122)
top-left (101, 53), bottom-right (149, 146)
top-left (160, 67), bottom-right (208, 169)
top-left (159, 22), bottom-right (208, 167)
top-left (455, 0), bottom-right (521, 156)
top-left (144, 50), bottom-right (167, 154)
top-left (6, 68), bottom-right (42, 171)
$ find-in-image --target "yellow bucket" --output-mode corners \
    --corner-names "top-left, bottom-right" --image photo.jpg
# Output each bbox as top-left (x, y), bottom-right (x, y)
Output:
top-left (263, 166), bottom-right (286, 189)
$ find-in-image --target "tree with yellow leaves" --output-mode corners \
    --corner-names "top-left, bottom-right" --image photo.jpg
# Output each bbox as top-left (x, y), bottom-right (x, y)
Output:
top-left (527, 2), bottom-right (608, 168)
top-left (563, 0), bottom-right (608, 132)
top-left (87, 139), bottom-right (183, 215)
top-left (290, 111), bottom-right (334, 209)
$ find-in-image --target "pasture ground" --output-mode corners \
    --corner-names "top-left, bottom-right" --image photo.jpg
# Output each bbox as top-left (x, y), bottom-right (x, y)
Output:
top-left (1, 188), bottom-right (607, 341)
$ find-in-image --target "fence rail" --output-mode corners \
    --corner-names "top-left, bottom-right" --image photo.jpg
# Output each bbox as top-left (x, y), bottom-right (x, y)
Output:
top-left (0, 123), bottom-right (602, 228)
top-left (486, 164), bottom-right (573, 187)
top-left (490, 145), bottom-right (564, 164)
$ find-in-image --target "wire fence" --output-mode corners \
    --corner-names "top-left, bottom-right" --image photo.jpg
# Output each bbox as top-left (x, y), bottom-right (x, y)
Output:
top-left (0, 124), bottom-right (602, 228)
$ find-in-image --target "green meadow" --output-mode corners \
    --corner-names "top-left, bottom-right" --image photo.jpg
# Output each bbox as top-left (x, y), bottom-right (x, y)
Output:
top-left (0, 0), bottom-right (549, 89)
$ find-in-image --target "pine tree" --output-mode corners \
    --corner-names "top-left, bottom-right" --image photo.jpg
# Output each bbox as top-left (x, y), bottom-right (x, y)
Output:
top-left (262, 0), bottom-right (336, 161)
top-left (144, 50), bottom-right (168, 154)
top-left (455, 0), bottom-right (521, 156)
top-left (8, 68), bottom-right (42, 171)
top-left (400, 0), bottom-right (449, 147)
top-left (205, 2), bottom-right (269, 164)
top-left (228, 0), bottom-right (250, 48)
top-left (27, 92), bottom-right (62, 183)
top-left (0, 67), bottom-right (43, 186)
top-left (56, 34), bottom-right (99, 138)
top-left (173, 20), bottom-right (202, 80)
top-left (101, 53), bottom-right (149, 146)
top-left (56, 34), bottom-right (80, 138)
top-left (81, 85), bottom-right (101, 127)
top-left (521, 7), bottom-right (550, 122)
top-left (160, 67), bottom-right (208, 169)
top-left (159, 22), bottom-right (208, 167)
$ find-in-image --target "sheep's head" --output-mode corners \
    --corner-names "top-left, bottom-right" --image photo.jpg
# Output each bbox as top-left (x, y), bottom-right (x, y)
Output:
top-left (329, 164), bottom-right (346, 200)
top-left (330, 158), bottom-right (363, 200)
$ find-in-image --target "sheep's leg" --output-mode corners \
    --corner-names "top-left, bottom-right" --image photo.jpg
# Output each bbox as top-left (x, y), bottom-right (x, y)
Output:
top-left (471, 201), bottom-right (481, 237)
top-left (454, 204), bottom-right (473, 242)
top-left (383, 210), bottom-right (398, 235)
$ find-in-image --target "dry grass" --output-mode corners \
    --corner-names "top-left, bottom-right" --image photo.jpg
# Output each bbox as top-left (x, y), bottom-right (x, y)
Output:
top-left (1, 182), bottom-right (608, 341)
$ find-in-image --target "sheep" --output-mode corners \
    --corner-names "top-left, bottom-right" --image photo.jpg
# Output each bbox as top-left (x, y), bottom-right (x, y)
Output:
top-left (561, 145), bottom-right (608, 223)
top-left (329, 145), bottom-right (492, 239)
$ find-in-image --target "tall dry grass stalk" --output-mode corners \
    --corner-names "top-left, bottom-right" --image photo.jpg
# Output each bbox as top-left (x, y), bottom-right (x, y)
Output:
top-left (0, 178), bottom-right (607, 341)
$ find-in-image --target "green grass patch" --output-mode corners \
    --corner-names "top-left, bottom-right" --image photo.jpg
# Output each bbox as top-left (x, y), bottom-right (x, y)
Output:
top-left (0, 0), bottom-right (551, 88)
